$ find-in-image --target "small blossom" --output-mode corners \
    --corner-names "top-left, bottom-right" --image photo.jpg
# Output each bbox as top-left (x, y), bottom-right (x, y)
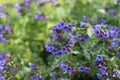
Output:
top-left (29, 63), bottom-right (38, 70)
top-left (97, 73), bottom-right (102, 79)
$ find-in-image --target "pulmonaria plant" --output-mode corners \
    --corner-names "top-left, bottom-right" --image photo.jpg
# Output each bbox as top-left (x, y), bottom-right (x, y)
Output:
top-left (45, 17), bottom-right (120, 79)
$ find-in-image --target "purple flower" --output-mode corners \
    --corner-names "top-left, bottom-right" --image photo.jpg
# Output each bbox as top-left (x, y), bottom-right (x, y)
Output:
top-left (109, 31), bottom-right (118, 37)
top-left (85, 67), bottom-right (91, 73)
top-left (0, 25), bottom-right (3, 30)
top-left (103, 32), bottom-right (109, 38)
top-left (0, 75), bottom-right (5, 80)
top-left (84, 34), bottom-right (89, 40)
top-left (66, 67), bottom-right (72, 73)
top-left (45, 0), bottom-right (50, 3)
top-left (109, 9), bottom-right (116, 16)
top-left (79, 66), bottom-right (86, 72)
top-left (117, 52), bottom-right (120, 57)
top-left (56, 51), bottom-right (62, 56)
top-left (0, 12), bottom-right (4, 17)
top-left (0, 66), bottom-right (4, 72)
top-left (31, 74), bottom-right (43, 80)
top-left (62, 26), bottom-right (69, 32)
top-left (16, 3), bottom-right (22, 12)
top-left (110, 41), bottom-right (116, 47)
top-left (0, 52), bottom-right (4, 60)
top-left (36, 0), bottom-right (42, 6)
top-left (93, 24), bottom-right (101, 30)
top-left (29, 63), bottom-right (38, 70)
top-left (82, 15), bottom-right (89, 22)
top-left (67, 24), bottom-right (72, 30)
top-left (69, 40), bottom-right (74, 46)
top-left (99, 66), bottom-right (106, 73)
top-left (67, 35), bottom-right (72, 40)
top-left (23, 0), bottom-right (31, 4)
top-left (60, 47), bottom-right (67, 53)
top-left (34, 13), bottom-right (40, 20)
top-left (56, 23), bottom-right (61, 30)
top-left (59, 64), bottom-right (67, 71)
top-left (0, 59), bottom-right (7, 66)
top-left (111, 26), bottom-right (117, 31)
top-left (52, 36), bottom-right (57, 41)
top-left (117, 71), bottom-right (120, 78)
top-left (66, 48), bottom-right (72, 54)
top-left (26, 5), bottom-right (30, 11)
top-left (50, 70), bottom-right (56, 80)
top-left (118, 0), bottom-right (120, 6)
top-left (51, 0), bottom-right (58, 5)
top-left (97, 73), bottom-right (102, 79)
top-left (96, 55), bottom-right (103, 62)
top-left (80, 21), bottom-right (85, 27)
top-left (112, 74), bottom-right (116, 78)
top-left (0, 5), bottom-right (4, 10)
top-left (98, 19), bottom-right (106, 24)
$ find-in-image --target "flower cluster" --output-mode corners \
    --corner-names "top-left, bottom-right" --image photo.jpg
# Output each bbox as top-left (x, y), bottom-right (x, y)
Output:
top-left (45, 20), bottom-right (90, 56)
top-left (79, 66), bottom-right (91, 73)
top-left (29, 63), bottom-right (43, 80)
top-left (93, 24), bottom-right (119, 39)
top-left (59, 64), bottom-right (76, 74)
top-left (0, 52), bottom-right (11, 80)
top-left (34, 13), bottom-right (48, 20)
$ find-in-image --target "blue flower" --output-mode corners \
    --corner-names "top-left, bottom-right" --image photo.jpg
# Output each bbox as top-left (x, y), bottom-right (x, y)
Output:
top-left (93, 24), bottom-right (101, 30)
top-left (23, 0), bottom-right (31, 4)
top-left (0, 12), bottom-right (4, 17)
top-left (98, 18), bottom-right (106, 24)
top-left (103, 32), bottom-right (109, 38)
top-left (0, 5), bottom-right (4, 11)
top-left (66, 48), bottom-right (72, 54)
top-left (97, 73), bottom-right (102, 79)
top-left (60, 47), bottom-right (67, 53)
top-left (67, 35), bottom-right (72, 41)
top-left (34, 13), bottom-right (40, 20)
top-left (80, 21), bottom-right (85, 27)
top-left (67, 24), bottom-right (72, 30)
top-left (0, 52), bottom-right (4, 60)
top-left (109, 9), bottom-right (116, 16)
top-left (36, 0), bottom-right (42, 6)
top-left (16, 3), bottom-right (22, 12)
top-left (0, 75), bottom-right (5, 80)
top-left (56, 51), bottom-right (62, 56)
top-left (62, 26), bottom-right (69, 32)
top-left (84, 34), bottom-right (89, 40)
top-left (59, 64), bottom-right (67, 71)
top-left (0, 25), bottom-right (3, 30)
top-left (110, 41), bottom-right (116, 47)
top-left (31, 74), bottom-right (43, 80)
top-left (66, 67), bottom-right (72, 73)
top-left (79, 66), bottom-right (86, 72)
top-left (99, 66), bottom-right (106, 73)
top-left (82, 15), bottom-right (89, 22)
top-left (85, 67), bottom-right (91, 73)
top-left (28, 63), bottom-right (38, 70)
top-left (56, 23), bottom-right (61, 30)
top-left (0, 59), bottom-right (7, 66)
top-left (69, 40), bottom-right (74, 46)
top-left (118, 0), bottom-right (120, 6)
top-left (0, 66), bottom-right (4, 72)
top-left (52, 36), bottom-right (57, 41)
top-left (117, 71), bottom-right (120, 78)
top-left (96, 55), bottom-right (103, 62)
top-left (117, 52), bottom-right (120, 57)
